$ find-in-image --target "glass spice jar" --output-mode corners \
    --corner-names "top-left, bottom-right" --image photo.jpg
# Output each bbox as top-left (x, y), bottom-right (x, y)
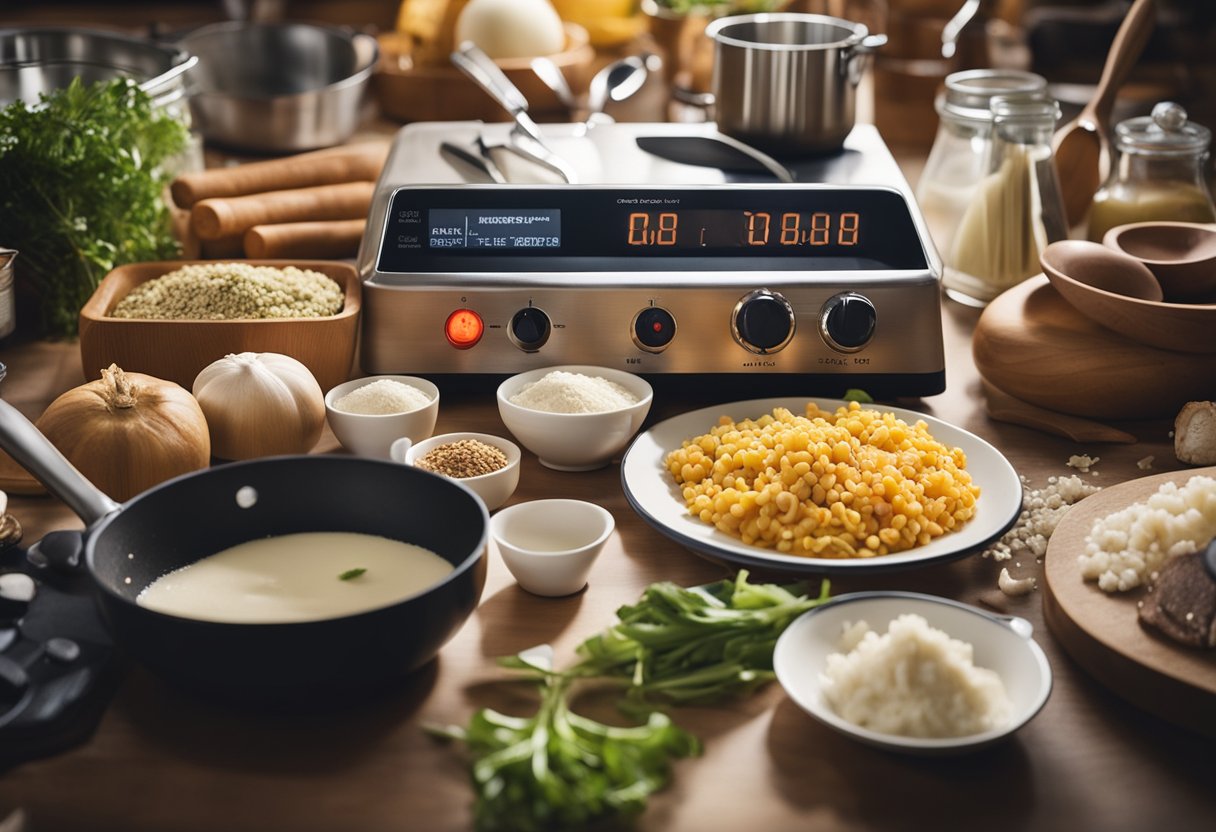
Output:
top-left (1087, 102), bottom-right (1216, 242)
top-left (943, 94), bottom-right (1068, 306)
top-left (915, 69), bottom-right (1049, 306)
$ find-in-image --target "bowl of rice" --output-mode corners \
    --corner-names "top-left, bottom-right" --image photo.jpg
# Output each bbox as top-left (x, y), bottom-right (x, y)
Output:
top-left (496, 365), bottom-right (652, 471)
top-left (325, 375), bottom-right (440, 459)
top-left (773, 591), bottom-right (1052, 755)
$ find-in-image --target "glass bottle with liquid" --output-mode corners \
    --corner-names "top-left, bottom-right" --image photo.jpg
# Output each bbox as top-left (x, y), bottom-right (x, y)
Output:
top-left (1087, 103), bottom-right (1216, 242)
top-left (916, 69), bottom-right (1050, 305)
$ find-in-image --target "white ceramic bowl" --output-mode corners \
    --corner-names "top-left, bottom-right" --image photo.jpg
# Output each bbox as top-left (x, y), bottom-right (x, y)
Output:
top-left (496, 365), bottom-right (653, 471)
top-left (324, 375), bottom-right (439, 459)
top-left (774, 591), bottom-right (1052, 755)
top-left (400, 432), bottom-right (521, 512)
top-left (490, 499), bottom-right (614, 596)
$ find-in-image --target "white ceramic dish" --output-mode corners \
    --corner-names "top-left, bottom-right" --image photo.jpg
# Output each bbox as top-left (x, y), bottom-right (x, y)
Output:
top-left (774, 591), bottom-right (1052, 755)
top-left (490, 499), bottom-right (614, 596)
top-left (401, 432), bottom-right (521, 512)
top-left (324, 375), bottom-right (439, 459)
top-left (496, 365), bottom-right (653, 471)
top-left (620, 397), bottom-right (1022, 574)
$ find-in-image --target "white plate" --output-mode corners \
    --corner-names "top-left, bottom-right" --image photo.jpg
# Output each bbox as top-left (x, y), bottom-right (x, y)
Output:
top-left (620, 397), bottom-right (1021, 574)
top-left (774, 592), bottom-right (1052, 755)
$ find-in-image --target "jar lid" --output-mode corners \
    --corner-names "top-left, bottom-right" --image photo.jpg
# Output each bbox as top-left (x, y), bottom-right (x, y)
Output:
top-left (991, 94), bottom-right (1060, 126)
top-left (937, 69), bottom-right (1048, 123)
top-left (1115, 102), bottom-right (1211, 155)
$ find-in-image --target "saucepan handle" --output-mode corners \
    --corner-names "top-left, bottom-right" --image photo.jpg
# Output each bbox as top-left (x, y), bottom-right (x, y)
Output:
top-left (845, 34), bottom-right (887, 86)
top-left (0, 398), bottom-right (120, 527)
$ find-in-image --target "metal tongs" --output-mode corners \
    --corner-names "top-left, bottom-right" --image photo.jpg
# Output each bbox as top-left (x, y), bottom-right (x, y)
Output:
top-left (451, 43), bottom-right (579, 184)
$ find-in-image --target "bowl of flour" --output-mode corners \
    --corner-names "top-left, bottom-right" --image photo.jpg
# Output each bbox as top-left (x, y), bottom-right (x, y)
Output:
top-left (496, 365), bottom-right (652, 471)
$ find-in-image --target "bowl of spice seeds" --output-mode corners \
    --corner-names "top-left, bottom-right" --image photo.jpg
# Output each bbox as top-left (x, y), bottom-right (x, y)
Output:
top-left (404, 433), bottom-right (522, 511)
top-left (324, 375), bottom-right (440, 459)
top-left (497, 365), bottom-right (653, 471)
top-left (79, 260), bottom-right (360, 393)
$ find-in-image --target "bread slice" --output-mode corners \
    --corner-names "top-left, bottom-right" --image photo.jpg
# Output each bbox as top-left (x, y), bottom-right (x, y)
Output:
top-left (1174, 401), bottom-right (1216, 465)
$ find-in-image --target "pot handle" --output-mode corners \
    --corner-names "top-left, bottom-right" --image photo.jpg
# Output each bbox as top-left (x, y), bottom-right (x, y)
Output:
top-left (844, 33), bottom-right (887, 87)
top-left (0, 399), bottom-right (120, 527)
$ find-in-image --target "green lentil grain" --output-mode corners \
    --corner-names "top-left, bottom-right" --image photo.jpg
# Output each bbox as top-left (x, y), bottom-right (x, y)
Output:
top-left (111, 263), bottom-right (342, 320)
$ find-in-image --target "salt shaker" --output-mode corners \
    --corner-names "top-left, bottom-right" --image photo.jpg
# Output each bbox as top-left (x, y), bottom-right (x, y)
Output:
top-left (943, 94), bottom-right (1068, 306)
top-left (1087, 102), bottom-right (1216, 242)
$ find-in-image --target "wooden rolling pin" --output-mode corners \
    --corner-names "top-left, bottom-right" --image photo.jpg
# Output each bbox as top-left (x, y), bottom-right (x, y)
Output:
top-left (244, 219), bottom-right (366, 259)
top-left (191, 181), bottom-right (375, 241)
top-left (170, 142), bottom-right (388, 208)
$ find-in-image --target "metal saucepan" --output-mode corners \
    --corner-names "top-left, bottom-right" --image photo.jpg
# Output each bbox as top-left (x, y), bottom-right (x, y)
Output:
top-left (705, 13), bottom-right (886, 156)
top-left (0, 398), bottom-right (488, 699)
top-left (179, 22), bottom-right (379, 153)
top-left (0, 26), bottom-right (196, 109)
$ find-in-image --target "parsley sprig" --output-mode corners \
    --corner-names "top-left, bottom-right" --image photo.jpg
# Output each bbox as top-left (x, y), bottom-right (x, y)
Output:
top-left (0, 78), bottom-right (187, 336)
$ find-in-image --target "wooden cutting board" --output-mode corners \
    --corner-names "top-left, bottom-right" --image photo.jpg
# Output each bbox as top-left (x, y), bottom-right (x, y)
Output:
top-left (973, 276), bottom-right (1216, 419)
top-left (1043, 466), bottom-right (1216, 737)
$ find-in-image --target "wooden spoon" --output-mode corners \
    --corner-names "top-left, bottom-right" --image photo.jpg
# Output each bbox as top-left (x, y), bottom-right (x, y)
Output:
top-left (1052, 0), bottom-right (1157, 228)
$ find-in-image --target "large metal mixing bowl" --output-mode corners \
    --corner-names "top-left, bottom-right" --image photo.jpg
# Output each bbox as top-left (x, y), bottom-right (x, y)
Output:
top-left (179, 22), bottom-right (378, 153)
top-left (0, 27), bottom-right (195, 109)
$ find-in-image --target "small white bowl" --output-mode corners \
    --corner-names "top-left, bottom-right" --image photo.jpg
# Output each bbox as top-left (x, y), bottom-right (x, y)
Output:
top-left (324, 375), bottom-right (439, 459)
top-left (774, 591), bottom-right (1052, 755)
top-left (496, 365), bottom-right (653, 471)
top-left (490, 499), bottom-right (614, 596)
top-left (400, 432), bottom-right (521, 512)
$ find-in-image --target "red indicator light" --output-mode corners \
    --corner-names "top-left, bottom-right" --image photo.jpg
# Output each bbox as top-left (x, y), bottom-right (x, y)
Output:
top-left (652, 321), bottom-right (663, 333)
top-left (445, 308), bottom-right (483, 349)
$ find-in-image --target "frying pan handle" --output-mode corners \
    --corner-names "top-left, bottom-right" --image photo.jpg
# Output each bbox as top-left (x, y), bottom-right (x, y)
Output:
top-left (0, 399), bottom-right (120, 526)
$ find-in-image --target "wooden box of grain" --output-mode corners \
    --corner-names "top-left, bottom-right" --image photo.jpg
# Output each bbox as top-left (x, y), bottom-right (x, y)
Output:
top-left (78, 260), bottom-right (360, 393)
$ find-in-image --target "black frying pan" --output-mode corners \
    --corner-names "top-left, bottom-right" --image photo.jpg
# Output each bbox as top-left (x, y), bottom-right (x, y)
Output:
top-left (0, 399), bottom-right (488, 699)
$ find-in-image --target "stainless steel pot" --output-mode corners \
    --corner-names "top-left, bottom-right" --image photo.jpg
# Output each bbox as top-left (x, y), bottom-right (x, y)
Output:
top-left (0, 27), bottom-right (195, 110)
top-left (179, 22), bottom-right (378, 153)
top-left (705, 13), bottom-right (886, 157)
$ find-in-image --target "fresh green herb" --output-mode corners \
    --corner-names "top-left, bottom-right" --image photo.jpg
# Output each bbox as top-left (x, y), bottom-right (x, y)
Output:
top-left (0, 78), bottom-right (188, 336)
top-left (338, 568), bottom-right (367, 581)
top-left (429, 672), bottom-right (700, 832)
top-left (843, 388), bottom-right (875, 403)
top-left (565, 571), bottom-right (832, 705)
top-left (432, 571), bottom-right (830, 830)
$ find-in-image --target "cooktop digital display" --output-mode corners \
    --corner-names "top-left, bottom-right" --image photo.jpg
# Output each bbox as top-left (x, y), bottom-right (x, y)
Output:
top-left (380, 186), bottom-right (928, 273)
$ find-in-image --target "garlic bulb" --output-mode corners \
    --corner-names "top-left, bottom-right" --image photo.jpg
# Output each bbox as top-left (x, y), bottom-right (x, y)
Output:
top-left (192, 353), bottom-right (325, 460)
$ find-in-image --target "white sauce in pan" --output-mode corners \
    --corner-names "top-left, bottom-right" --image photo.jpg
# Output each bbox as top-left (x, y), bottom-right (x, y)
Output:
top-left (135, 532), bottom-right (454, 624)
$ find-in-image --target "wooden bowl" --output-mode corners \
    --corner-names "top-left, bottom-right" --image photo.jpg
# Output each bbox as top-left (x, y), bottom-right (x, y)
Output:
top-left (78, 260), bottom-right (360, 393)
top-left (372, 24), bottom-right (593, 124)
top-left (1040, 240), bottom-right (1216, 354)
top-left (1103, 221), bottom-right (1216, 303)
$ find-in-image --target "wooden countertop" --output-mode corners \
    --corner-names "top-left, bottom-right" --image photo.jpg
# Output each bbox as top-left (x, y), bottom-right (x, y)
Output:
top-left (1, 289), bottom-right (1212, 831)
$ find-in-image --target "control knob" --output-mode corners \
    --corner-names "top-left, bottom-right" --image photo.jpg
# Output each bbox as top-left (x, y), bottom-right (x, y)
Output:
top-left (819, 292), bottom-right (877, 352)
top-left (731, 290), bottom-right (795, 355)
top-left (509, 307), bottom-right (551, 352)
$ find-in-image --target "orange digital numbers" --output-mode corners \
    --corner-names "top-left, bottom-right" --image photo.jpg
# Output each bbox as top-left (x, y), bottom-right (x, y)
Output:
top-left (657, 212), bottom-right (678, 245)
top-left (838, 212), bottom-right (860, 246)
top-left (745, 211), bottom-right (771, 245)
top-left (628, 212), bottom-right (648, 245)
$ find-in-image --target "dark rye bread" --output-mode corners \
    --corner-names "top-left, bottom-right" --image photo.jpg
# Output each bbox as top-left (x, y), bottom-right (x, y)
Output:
top-left (1138, 551), bottom-right (1216, 649)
